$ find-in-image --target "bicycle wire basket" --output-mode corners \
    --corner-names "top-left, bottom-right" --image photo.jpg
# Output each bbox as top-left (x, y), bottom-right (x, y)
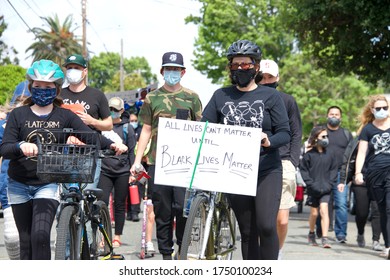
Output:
top-left (36, 129), bottom-right (101, 183)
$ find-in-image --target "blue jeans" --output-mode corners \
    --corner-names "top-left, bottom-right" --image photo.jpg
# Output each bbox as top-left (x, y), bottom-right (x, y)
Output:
top-left (333, 172), bottom-right (348, 238)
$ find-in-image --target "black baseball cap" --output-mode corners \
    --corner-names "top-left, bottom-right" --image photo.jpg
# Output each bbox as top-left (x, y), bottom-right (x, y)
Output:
top-left (161, 52), bottom-right (185, 68)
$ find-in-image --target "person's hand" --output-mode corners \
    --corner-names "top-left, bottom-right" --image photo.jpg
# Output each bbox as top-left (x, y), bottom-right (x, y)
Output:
top-left (337, 183), bottom-right (345, 193)
top-left (75, 111), bottom-right (95, 126)
top-left (110, 142), bottom-right (128, 155)
top-left (128, 174), bottom-right (137, 184)
top-left (354, 173), bottom-right (364, 185)
top-left (261, 132), bottom-right (271, 147)
top-left (19, 142), bottom-right (38, 157)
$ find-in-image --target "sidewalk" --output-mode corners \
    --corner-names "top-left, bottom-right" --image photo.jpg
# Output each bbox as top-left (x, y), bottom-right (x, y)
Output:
top-left (0, 203), bottom-right (386, 260)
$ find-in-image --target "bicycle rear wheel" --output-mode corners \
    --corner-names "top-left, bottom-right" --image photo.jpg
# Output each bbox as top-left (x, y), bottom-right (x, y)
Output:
top-left (180, 195), bottom-right (210, 260)
top-left (215, 201), bottom-right (236, 260)
top-left (55, 205), bottom-right (79, 260)
top-left (90, 200), bottom-right (112, 259)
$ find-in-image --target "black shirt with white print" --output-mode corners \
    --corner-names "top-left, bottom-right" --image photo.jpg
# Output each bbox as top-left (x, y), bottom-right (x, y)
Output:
top-left (201, 85), bottom-right (290, 175)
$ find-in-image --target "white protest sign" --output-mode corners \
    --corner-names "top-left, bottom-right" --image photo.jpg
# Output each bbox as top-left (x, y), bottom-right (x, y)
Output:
top-left (154, 118), bottom-right (262, 196)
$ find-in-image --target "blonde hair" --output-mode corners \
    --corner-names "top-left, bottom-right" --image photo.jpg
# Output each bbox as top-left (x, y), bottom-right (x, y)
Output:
top-left (357, 94), bottom-right (389, 134)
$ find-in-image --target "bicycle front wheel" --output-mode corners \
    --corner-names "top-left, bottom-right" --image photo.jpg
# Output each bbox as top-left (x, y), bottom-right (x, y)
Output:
top-left (55, 205), bottom-right (79, 260)
top-left (90, 200), bottom-right (112, 259)
top-left (180, 195), bottom-right (210, 260)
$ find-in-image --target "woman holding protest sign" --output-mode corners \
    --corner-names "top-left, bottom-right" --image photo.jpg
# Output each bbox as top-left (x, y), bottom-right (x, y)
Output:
top-left (201, 40), bottom-right (290, 260)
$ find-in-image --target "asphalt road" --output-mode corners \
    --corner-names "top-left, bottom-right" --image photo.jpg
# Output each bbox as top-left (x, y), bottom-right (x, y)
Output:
top-left (0, 202), bottom-right (387, 260)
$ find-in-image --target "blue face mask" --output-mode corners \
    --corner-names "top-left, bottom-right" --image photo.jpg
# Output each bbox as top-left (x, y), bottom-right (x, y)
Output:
top-left (130, 122), bottom-right (138, 129)
top-left (31, 87), bottom-right (57, 107)
top-left (373, 108), bottom-right (389, 120)
top-left (164, 70), bottom-right (181, 86)
top-left (110, 111), bottom-right (121, 119)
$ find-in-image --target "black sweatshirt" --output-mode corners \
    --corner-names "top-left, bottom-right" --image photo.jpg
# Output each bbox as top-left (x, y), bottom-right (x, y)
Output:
top-left (0, 105), bottom-right (113, 185)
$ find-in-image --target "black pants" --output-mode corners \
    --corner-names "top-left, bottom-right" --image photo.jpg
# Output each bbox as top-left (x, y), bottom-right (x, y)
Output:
top-left (148, 165), bottom-right (186, 255)
top-left (352, 185), bottom-right (381, 241)
top-left (98, 174), bottom-right (129, 235)
top-left (228, 172), bottom-right (282, 260)
top-left (12, 198), bottom-right (58, 260)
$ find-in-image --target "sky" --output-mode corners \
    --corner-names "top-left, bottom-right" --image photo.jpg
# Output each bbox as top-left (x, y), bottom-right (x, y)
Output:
top-left (1, 0), bottom-right (221, 106)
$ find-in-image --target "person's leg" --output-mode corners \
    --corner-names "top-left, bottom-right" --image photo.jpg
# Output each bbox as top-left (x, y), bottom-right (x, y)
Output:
top-left (172, 185), bottom-right (186, 251)
top-left (229, 193), bottom-right (258, 260)
top-left (320, 202), bottom-right (330, 238)
top-left (11, 201), bottom-right (33, 259)
top-left (277, 160), bottom-right (296, 252)
top-left (31, 198), bottom-right (59, 259)
top-left (255, 173), bottom-right (282, 260)
top-left (112, 176), bottom-right (129, 242)
top-left (148, 165), bottom-right (174, 259)
top-left (353, 185), bottom-right (370, 235)
top-left (97, 174), bottom-right (113, 206)
top-left (333, 178), bottom-right (348, 241)
top-left (146, 202), bottom-right (156, 252)
top-left (370, 200), bottom-right (383, 250)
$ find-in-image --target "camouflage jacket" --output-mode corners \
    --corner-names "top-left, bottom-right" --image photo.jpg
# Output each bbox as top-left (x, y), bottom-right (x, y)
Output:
top-left (138, 86), bottom-right (202, 165)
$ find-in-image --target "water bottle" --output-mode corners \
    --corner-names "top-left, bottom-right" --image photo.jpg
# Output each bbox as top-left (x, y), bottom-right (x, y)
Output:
top-left (183, 188), bottom-right (196, 218)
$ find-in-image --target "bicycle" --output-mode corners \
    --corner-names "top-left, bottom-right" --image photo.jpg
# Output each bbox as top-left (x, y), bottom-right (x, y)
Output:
top-left (132, 165), bottom-right (154, 259)
top-left (180, 189), bottom-right (237, 260)
top-left (36, 128), bottom-right (124, 260)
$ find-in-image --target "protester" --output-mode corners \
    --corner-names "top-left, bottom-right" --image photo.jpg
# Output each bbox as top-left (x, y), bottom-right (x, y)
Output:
top-left (0, 59), bottom-right (126, 260)
top-left (355, 94), bottom-right (390, 259)
top-left (201, 40), bottom-right (290, 260)
top-left (60, 54), bottom-right (113, 188)
top-left (130, 51), bottom-right (202, 260)
top-left (257, 59), bottom-right (302, 259)
top-left (300, 126), bottom-right (338, 248)
top-left (338, 135), bottom-right (383, 250)
top-left (98, 97), bottom-right (136, 248)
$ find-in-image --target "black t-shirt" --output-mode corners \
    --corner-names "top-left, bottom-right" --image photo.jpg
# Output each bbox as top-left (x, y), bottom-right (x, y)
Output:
top-left (201, 85), bottom-right (290, 175)
top-left (327, 127), bottom-right (352, 169)
top-left (60, 86), bottom-right (111, 130)
top-left (0, 105), bottom-right (113, 185)
top-left (359, 122), bottom-right (390, 173)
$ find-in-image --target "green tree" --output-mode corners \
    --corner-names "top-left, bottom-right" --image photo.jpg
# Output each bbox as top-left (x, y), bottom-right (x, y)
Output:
top-left (0, 15), bottom-right (19, 65)
top-left (284, 0), bottom-right (390, 86)
top-left (0, 64), bottom-right (26, 104)
top-left (186, 0), bottom-right (294, 84)
top-left (88, 52), bottom-right (157, 92)
top-left (280, 54), bottom-right (383, 138)
top-left (26, 14), bottom-right (82, 66)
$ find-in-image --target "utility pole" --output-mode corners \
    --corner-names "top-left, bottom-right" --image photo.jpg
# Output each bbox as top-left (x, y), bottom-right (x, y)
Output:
top-left (120, 38), bottom-right (124, 91)
top-left (82, 0), bottom-right (87, 58)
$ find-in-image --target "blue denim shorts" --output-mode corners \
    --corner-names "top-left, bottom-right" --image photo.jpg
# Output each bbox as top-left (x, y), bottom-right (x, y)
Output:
top-left (7, 178), bottom-right (60, 205)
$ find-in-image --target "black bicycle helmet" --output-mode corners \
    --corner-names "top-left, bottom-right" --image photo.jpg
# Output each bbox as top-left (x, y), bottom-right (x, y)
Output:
top-left (226, 40), bottom-right (262, 61)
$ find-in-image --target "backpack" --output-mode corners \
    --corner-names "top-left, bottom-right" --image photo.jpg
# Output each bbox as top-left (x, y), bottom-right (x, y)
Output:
top-left (123, 123), bottom-right (129, 143)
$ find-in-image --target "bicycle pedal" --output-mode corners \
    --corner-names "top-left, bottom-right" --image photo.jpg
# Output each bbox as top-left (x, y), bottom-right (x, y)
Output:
top-left (110, 254), bottom-right (125, 260)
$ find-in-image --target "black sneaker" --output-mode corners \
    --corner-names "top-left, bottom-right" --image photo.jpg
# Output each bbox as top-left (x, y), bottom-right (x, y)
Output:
top-left (322, 237), bottom-right (331, 248)
top-left (131, 213), bottom-right (140, 222)
top-left (162, 254), bottom-right (172, 260)
top-left (308, 232), bottom-right (318, 246)
top-left (336, 236), bottom-right (347, 243)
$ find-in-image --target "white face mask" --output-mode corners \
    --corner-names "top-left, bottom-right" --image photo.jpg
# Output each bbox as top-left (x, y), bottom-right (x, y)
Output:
top-left (66, 69), bottom-right (84, 85)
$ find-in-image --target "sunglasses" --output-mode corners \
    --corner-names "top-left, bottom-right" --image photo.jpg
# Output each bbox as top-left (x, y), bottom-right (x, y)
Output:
top-left (319, 135), bottom-right (328, 139)
top-left (110, 107), bottom-right (121, 112)
top-left (229, 62), bottom-right (255, 70)
top-left (373, 106), bottom-right (389, 112)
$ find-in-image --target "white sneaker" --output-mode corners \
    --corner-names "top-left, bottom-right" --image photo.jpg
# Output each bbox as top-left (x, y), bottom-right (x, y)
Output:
top-left (372, 241), bottom-right (383, 251)
top-left (379, 247), bottom-right (389, 258)
top-left (146, 242), bottom-right (155, 253)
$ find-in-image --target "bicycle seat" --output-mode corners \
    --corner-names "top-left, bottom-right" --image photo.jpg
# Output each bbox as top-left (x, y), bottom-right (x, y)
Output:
top-left (84, 188), bottom-right (104, 200)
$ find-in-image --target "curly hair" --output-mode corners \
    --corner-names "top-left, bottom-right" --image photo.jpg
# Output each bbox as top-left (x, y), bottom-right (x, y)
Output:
top-left (357, 95), bottom-right (388, 134)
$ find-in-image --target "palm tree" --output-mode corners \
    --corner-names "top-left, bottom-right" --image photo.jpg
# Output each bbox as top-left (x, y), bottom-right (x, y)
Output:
top-left (26, 14), bottom-right (82, 66)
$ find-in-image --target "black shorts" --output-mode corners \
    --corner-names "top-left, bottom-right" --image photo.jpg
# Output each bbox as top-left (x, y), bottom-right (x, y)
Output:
top-left (305, 193), bottom-right (331, 208)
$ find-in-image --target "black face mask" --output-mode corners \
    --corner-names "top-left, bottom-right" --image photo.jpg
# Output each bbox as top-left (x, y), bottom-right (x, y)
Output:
top-left (231, 69), bottom-right (257, 88)
top-left (327, 117), bottom-right (341, 127)
top-left (262, 82), bottom-right (279, 89)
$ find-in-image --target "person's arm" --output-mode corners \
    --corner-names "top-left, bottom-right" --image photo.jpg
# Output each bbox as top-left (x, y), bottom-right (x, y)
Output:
top-left (130, 124), bottom-right (151, 174)
top-left (75, 113), bottom-right (113, 131)
top-left (288, 99), bottom-right (303, 167)
top-left (354, 140), bottom-right (368, 185)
